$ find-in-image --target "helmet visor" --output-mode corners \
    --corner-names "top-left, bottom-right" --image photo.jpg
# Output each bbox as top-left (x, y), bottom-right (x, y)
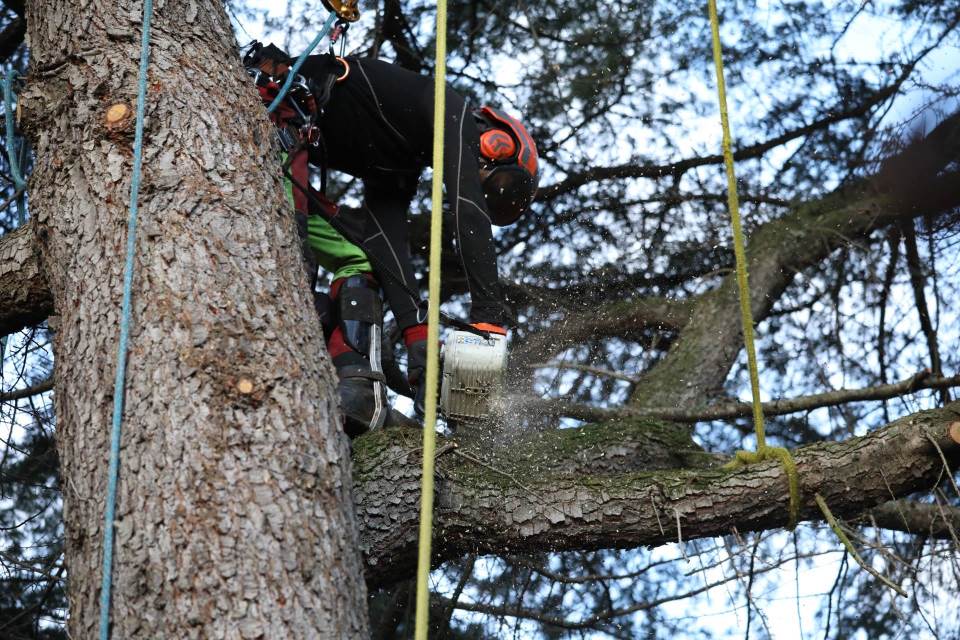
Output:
top-left (480, 165), bottom-right (536, 226)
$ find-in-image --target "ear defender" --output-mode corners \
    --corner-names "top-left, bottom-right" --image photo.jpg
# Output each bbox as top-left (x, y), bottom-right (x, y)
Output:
top-left (479, 129), bottom-right (517, 162)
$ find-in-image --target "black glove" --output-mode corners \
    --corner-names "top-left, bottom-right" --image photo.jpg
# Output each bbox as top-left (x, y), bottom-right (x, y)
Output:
top-left (406, 339), bottom-right (428, 418)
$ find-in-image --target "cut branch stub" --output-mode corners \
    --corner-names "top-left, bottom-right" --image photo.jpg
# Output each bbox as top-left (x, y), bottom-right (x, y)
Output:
top-left (950, 421), bottom-right (960, 445)
top-left (104, 102), bottom-right (132, 132)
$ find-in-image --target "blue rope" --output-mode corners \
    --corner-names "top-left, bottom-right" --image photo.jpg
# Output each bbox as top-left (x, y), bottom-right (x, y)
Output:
top-left (266, 13), bottom-right (337, 113)
top-left (98, 0), bottom-right (154, 637)
top-left (1, 71), bottom-right (25, 378)
top-left (3, 71), bottom-right (25, 191)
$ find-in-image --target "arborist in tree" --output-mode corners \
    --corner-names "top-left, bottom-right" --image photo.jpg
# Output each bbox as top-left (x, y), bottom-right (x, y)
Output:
top-left (243, 42), bottom-right (539, 437)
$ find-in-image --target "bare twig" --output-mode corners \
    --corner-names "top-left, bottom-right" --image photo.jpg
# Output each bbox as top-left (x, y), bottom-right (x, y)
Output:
top-left (541, 371), bottom-right (960, 423)
top-left (528, 362), bottom-right (640, 384)
top-left (814, 493), bottom-right (908, 597)
top-left (0, 377), bottom-right (53, 402)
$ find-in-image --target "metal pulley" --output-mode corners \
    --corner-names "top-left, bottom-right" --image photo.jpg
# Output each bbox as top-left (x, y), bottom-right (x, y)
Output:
top-left (321, 0), bottom-right (361, 22)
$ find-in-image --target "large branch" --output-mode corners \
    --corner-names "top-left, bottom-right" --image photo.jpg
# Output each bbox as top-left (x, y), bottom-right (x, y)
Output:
top-left (512, 294), bottom-right (692, 367)
top-left (0, 221), bottom-right (53, 335)
top-left (354, 403), bottom-right (960, 588)
top-left (628, 112), bottom-right (960, 409)
top-left (863, 499), bottom-right (960, 540)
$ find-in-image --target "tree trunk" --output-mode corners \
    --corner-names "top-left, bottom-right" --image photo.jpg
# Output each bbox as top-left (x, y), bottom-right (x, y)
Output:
top-left (21, 1), bottom-right (369, 637)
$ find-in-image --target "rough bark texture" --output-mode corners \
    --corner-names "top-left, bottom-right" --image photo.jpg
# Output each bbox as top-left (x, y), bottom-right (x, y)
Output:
top-left (0, 221), bottom-right (52, 335)
top-left (354, 404), bottom-right (960, 587)
top-left (21, 1), bottom-right (368, 637)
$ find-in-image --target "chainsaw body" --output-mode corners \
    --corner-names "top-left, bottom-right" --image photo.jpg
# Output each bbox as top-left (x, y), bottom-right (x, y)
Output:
top-left (439, 330), bottom-right (507, 423)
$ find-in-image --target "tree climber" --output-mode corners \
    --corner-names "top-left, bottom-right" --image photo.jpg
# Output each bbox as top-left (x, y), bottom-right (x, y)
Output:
top-left (244, 44), bottom-right (539, 436)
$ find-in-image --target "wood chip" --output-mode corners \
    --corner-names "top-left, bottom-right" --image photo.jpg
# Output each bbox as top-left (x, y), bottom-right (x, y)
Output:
top-left (949, 422), bottom-right (960, 445)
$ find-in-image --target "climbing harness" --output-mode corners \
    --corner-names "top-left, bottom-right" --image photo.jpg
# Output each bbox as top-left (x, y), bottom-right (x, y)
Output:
top-left (281, 169), bottom-right (489, 339)
top-left (707, 0), bottom-right (800, 529)
top-left (413, 0), bottom-right (449, 635)
top-left (99, 0), bottom-right (154, 637)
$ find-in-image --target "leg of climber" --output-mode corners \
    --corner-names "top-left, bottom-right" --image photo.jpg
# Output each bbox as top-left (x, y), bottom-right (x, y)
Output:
top-left (306, 207), bottom-right (418, 432)
top-left (327, 274), bottom-right (390, 437)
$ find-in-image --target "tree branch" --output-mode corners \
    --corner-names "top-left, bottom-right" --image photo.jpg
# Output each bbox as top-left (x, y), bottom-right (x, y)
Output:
top-left (354, 403), bottom-right (960, 588)
top-left (0, 376), bottom-right (53, 401)
top-left (863, 499), bottom-right (960, 540)
top-left (627, 112), bottom-right (960, 409)
top-left (511, 295), bottom-right (692, 367)
top-left (541, 371), bottom-right (960, 424)
top-left (537, 17), bottom-right (957, 201)
top-left (0, 221), bottom-right (53, 336)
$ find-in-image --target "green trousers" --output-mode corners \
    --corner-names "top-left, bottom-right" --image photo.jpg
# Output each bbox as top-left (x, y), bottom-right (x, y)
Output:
top-left (285, 171), bottom-right (372, 281)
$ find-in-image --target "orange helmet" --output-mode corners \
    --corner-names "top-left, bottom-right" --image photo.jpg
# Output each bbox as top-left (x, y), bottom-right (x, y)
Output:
top-left (474, 106), bottom-right (539, 226)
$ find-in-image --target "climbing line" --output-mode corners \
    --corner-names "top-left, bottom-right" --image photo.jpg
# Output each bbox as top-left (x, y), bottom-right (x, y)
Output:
top-left (3, 70), bottom-right (25, 192)
top-left (814, 493), bottom-right (907, 596)
top-left (98, 0), bottom-right (154, 637)
top-left (414, 0), bottom-right (448, 636)
top-left (0, 70), bottom-right (24, 368)
top-left (707, 0), bottom-right (800, 528)
top-left (266, 13), bottom-right (337, 114)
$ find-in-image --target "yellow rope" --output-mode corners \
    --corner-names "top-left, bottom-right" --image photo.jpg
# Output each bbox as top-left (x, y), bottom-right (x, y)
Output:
top-left (414, 0), bottom-right (448, 636)
top-left (708, 0), bottom-right (800, 529)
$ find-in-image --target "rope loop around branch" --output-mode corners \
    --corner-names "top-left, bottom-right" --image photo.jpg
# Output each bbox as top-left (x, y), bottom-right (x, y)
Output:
top-left (724, 445), bottom-right (801, 529)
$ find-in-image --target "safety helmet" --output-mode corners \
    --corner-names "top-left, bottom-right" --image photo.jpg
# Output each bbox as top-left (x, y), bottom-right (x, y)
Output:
top-left (473, 106), bottom-right (539, 226)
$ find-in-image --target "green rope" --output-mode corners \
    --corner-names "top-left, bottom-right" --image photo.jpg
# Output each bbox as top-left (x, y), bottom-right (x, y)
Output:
top-left (708, 0), bottom-right (800, 529)
top-left (724, 446), bottom-right (800, 528)
top-left (413, 0), bottom-right (448, 634)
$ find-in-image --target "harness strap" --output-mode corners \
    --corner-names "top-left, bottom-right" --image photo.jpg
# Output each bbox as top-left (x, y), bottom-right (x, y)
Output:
top-left (283, 168), bottom-right (490, 339)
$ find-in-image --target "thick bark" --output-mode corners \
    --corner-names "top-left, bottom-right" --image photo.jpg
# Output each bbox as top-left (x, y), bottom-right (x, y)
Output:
top-left (0, 221), bottom-right (52, 335)
top-left (354, 404), bottom-right (960, 587)
top-left (22, 1), bottom-right (368, 637)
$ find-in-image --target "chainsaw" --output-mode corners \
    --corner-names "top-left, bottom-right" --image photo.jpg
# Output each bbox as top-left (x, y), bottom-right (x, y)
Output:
top-left (439, 330), bottom-right (508, 424)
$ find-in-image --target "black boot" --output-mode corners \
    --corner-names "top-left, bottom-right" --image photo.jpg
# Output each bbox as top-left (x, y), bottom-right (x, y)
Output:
top-left (336, 364), bottom-right (389, 438)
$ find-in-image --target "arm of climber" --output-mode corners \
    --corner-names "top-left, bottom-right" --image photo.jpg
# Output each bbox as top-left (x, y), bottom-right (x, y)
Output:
top-left (435, 87), bottom-right (509, 328)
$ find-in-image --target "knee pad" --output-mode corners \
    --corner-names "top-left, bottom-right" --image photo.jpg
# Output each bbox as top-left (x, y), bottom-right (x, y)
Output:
top-left (337, 275), bottom-right (383, 359)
